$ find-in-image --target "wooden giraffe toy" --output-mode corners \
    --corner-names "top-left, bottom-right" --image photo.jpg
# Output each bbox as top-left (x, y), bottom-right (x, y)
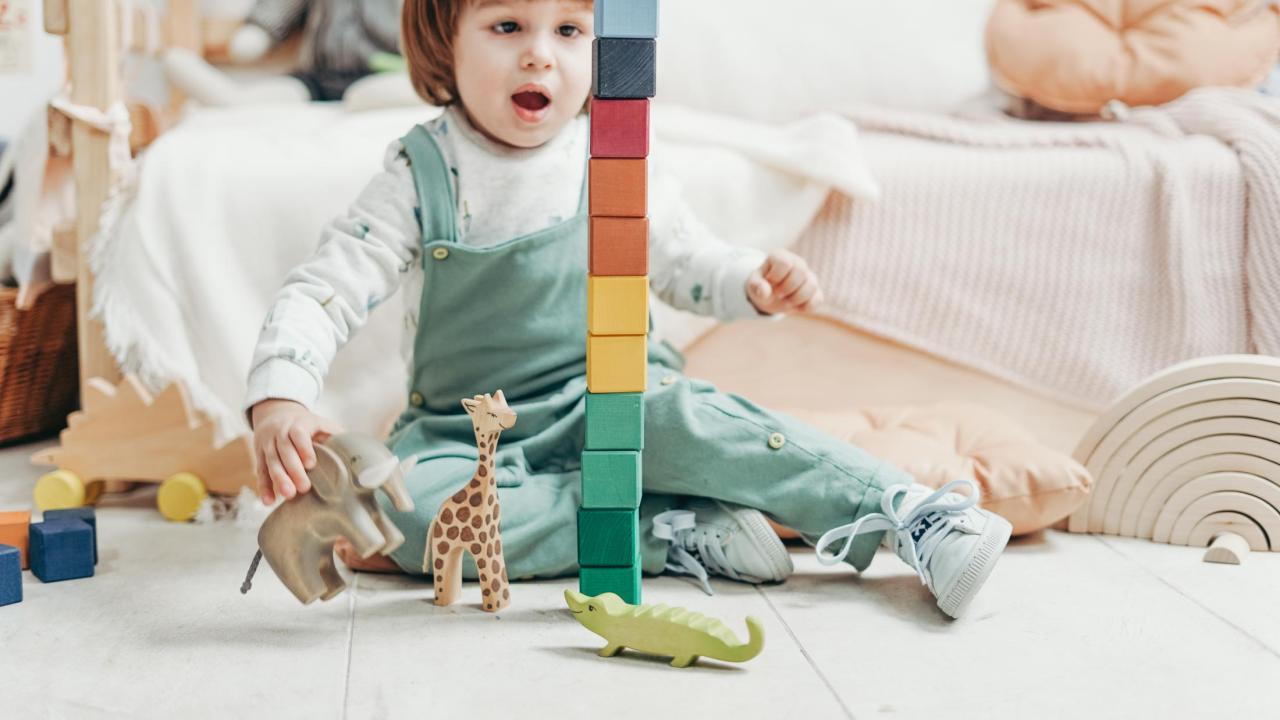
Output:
top-left (427, 391), bottom-right (517, 612)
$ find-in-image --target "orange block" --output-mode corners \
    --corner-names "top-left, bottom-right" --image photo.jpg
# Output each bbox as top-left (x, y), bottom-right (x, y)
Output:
top-left (0, 510), bottom-right (32, 569)
top-left (590, 217), bottom-right (648, 276)
top-left (589, 158), bottom-right (647, 218)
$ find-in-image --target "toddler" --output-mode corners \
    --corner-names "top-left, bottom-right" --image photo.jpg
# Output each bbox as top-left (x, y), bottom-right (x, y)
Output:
top-left (247, 0), bottom-right (1012, 618)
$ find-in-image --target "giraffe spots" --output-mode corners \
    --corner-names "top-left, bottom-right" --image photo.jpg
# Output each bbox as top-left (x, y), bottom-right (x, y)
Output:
top-left (487, 494), bottom-right (495, 505)
top-left (503, 589), bottom-right (510, 600)
top-left (496, 540), bottom-right (502, 554)
top-left (490, 579), bottom-right (501, 592)
top-left (446, 526), bottom-right (459, 540)
top-left (471, 543), bottom-right (482, 555)
top-left (461, 527), bottom-right (474, 542)
top-left (479, 454), bottom-right (487, 463)
top-left (441, 508), bottom-right (453, 524)
top-left (491, 561), bottom-right (502, 576)
top-left (471, 515), bottom-right (482, 529)
top-left (451, 490), bottom-right (466, 503)
top-left (469, 492), bottom-right (482, 507)
top-left (457, 506), bottom-right (470, 522)
top-left (493, 506), bottom-right (500, 522)
top-left (470, 477), bottom-right (480, 488)
top-left (477, 557), bottom-right (487, 569)
top-left (436, 541), bottom-right (449, 556)
top-left (486, 543), bottom-right (493, 555)
top-left (433, 524), bottom-right (443, 538)
top-left (479, 531), bottom-right (488, 543)
top-left (434, 558), bottom-right (443, 571)
top-left (478, 465), bottom-right (488, 478)
top-left (482, 587), bottom-right (491, 596)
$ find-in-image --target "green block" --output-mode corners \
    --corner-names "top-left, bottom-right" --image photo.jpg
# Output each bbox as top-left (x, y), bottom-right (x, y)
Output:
top-left (580, 564), bottom-right (641, 605)
top-left (577, 509), bottom-right (638, 567)
top-left (581, 451), bottom-right (641, 509)
top-left (585, 392), bottom-right (644, 450)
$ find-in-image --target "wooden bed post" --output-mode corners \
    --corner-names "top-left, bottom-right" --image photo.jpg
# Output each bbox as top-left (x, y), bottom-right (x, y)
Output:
top-left (44, 0), bottom-right (123, 390)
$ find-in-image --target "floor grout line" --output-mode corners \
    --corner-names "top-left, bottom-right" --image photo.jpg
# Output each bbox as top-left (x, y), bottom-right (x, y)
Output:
top-left (755, 585), bottom-right (856, 720)
top-left (341, 573), bottom-right (359, 720)
top-left (1092, 535), bottom-right (1280, 661)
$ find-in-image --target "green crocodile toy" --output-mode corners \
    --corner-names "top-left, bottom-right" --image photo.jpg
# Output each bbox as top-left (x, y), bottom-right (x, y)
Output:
top-left (564, 590), bottom-right (765, 668)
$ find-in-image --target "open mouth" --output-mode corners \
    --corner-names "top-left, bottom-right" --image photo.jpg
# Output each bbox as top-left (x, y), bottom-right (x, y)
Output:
top-left (511, 87), bottom-right (552, 122)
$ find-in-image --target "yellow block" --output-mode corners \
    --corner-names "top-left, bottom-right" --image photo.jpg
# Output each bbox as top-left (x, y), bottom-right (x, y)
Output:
top-left (588, 276), bottom-right (649, 336)
top-left (587, 335), bottom-right (647, 393)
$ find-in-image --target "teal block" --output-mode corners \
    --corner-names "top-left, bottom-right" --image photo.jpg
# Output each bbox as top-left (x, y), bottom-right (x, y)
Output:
top-left (595, 0), bottom-right (659, 38)
top-left (577, 508), bottom-right (638, 567)
top-left (580, 563), bottom-right (641, 605)
top-left (581, 451), bottom-right (641, 509)
top-left (585, 392), bottom-right (644, 450)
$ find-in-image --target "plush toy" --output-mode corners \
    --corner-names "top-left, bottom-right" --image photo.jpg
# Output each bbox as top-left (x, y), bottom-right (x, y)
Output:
top-left (163, 0), bottom-right (414, 108)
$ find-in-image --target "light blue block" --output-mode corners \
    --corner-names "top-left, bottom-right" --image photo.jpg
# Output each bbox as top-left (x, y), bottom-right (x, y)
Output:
top-left (595, 0), bottom-right (659, 38)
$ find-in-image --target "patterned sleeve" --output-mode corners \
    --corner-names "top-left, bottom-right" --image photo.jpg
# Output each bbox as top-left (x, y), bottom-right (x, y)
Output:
top-left (244, 141), bottom-right (420, 413)
top-left (647, 175), bottom-right (768, 322)
top-left (244, 0), bottom-right (310, 44)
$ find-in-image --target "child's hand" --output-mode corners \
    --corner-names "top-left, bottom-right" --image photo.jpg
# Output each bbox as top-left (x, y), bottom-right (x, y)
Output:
top-left (746, 249), bottom-right (824, 315)
top-left (250, 399), bottom-right (344, 504)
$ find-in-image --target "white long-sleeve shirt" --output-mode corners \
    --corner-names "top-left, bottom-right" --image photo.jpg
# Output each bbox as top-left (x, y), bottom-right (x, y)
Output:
top-left (245, 106), bottom-right (766, 412)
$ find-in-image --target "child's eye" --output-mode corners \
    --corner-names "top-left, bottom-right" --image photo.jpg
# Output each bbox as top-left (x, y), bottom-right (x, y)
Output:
top-left (557, 24), bottom-right (581, 38)
top-left (493, 20), bottom-right (519, 34)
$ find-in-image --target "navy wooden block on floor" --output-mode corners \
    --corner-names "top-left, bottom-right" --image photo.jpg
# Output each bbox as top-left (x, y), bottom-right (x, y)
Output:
top-left (44, 507), bottom-right (97, 565)
top-left (592, 38), bottom-right (656, 99)
top-left (0, 544), bottom-right (20, 606)
top-left (30, 520), bottom-right (95, 583)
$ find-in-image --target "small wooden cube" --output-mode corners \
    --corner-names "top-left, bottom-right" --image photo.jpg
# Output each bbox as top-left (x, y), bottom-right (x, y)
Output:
top-left (585, 392), bottom-right (645, 450)
top-left (578, 508), bottom-right (639, 567)
top-left (0, 510), bottom-right (30, 569)
top-left (29, 519), bottom-right (94, 583)
top-left (592, 37), bottom-right (657, 99)
top-left (0, 544), bottom-right (21, 607)
top-left (581, 451), bottom-right (642, 509)
top-left (579, 564), bottom-right (642, 605)
top-left (44, 508), bottom-right (97, 565)
top-left (590, 216), bottom-right (648, 276)
top-left (589, 158), bottom-right (647, 218)
top-left (587, 334), bottom-right (647, 393)
top-left (588, 276), bottom-right (649, 336)
top-left (594, 0), bottom-right (659, 38)
top-left (590, 98), bottom-right (650, 158)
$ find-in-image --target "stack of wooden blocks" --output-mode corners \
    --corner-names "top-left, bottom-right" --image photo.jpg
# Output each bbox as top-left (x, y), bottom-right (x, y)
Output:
top-left (578, 0), bottom-right (659, 605)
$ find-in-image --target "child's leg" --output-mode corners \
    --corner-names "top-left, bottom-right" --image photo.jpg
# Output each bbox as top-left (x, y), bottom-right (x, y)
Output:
top-left (638, 366), bottom-right (915, 573)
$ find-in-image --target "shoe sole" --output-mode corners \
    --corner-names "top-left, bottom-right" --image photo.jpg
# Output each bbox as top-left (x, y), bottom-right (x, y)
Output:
top-left (936, 514), bottom-right (1012, 619)
top-left (716, 500), bottom-right (795, 582)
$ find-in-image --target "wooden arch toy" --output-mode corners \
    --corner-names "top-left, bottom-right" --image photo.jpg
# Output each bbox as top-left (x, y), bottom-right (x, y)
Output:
top-left (1069, 355), bottom-right (1280, 562)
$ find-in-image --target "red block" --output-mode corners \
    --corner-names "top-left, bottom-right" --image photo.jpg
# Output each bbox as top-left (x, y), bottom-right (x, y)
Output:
top-left (590, 217), bottom-right (649, 276)
top-left (590, 98), bottom-right (649, 158)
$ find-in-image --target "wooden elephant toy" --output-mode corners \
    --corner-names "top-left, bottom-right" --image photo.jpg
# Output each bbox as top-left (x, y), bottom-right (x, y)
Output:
top-left (240, 434), bottom-right (415, 604)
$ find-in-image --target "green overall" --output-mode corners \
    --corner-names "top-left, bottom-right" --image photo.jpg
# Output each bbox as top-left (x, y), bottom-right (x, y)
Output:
top-left (379, 123), bottom-right (909, 578)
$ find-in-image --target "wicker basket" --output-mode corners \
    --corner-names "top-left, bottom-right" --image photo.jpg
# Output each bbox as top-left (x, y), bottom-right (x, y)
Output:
top-left (0, 282), bottom-right (80, 445)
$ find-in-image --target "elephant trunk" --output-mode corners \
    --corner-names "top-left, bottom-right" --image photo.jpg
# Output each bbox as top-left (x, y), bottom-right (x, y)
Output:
top-left (381, 470), bottom-right (414, 512)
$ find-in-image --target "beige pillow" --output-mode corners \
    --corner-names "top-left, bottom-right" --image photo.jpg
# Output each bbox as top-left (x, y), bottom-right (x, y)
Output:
top-left (784, 404), bottom-right (1093, 536)
top-left (986, 0), bottom-right (1280, 114)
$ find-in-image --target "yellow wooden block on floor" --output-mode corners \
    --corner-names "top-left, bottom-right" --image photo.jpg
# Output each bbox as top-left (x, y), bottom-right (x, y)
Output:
top-left (588, 276), bottom-right (649, 336)
top-left (587, 335), bottom-right (647, 393)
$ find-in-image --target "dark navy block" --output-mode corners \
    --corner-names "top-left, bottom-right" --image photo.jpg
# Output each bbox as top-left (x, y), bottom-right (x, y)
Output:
top-left (592, 38), bottom-right (656, 99)
top-left (43, 507), bottom-right (97, 565)
top-left (0, 544), bottom-right (20, 606)
top-left (30, 520), bottom-right (95, 583)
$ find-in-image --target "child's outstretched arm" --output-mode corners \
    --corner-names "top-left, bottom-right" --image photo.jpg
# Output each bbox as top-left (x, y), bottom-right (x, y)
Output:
top-left (246, 142), bottom-right (420, 502)
top-left (649, 178), bottom-right (822, 319)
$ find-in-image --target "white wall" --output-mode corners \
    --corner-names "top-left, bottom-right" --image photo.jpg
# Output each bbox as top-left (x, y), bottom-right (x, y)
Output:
top-left (0, 0), bottom-right (66, 138)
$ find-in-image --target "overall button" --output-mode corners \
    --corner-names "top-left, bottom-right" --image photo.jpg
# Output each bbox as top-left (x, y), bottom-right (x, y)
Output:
top-left (431, 247), bottom-right (450, 261)
top-left (767, 432), bottom-right (786, 450)
top-left (409, 392), bottom-right (425, 407)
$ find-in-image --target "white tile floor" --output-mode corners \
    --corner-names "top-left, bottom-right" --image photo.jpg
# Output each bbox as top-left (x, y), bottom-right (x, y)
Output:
top-left (2, 438), bottom-right (1277, 720)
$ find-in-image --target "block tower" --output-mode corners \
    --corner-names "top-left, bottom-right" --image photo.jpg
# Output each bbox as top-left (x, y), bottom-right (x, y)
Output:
top-left (578, 0), bottom-right (658, 605)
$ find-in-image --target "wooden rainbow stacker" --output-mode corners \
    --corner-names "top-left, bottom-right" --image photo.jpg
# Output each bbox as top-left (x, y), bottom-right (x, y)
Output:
top-left (579, 0), bottom-right (659, 605)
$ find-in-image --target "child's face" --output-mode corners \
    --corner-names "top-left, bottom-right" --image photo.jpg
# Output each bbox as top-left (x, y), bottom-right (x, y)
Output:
top-left (454, 0), bottom-right (594, 149)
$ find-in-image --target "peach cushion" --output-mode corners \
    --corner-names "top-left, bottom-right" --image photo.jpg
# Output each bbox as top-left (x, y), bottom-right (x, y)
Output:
top-left (986, 0), bottom-right (1280, 114)
top-left (787, 404), bottom-right (1093, 536)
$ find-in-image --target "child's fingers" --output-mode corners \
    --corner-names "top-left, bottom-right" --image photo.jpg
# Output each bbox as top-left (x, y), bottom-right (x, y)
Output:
top-left (789, 281), bottom-right (820, 310)
top-left (275, 432), bottom-right (311, 495)
top-left (289, 424), bottom-right (317, 468)
top-left (763, 254), bottom-right (793, 284)
top-left (773, 267), bottom-right (808, 299)
top-left (255, 447), bottom-right (276, 505)
top-left (263, 439), bottom-right (295, 500)
top-left (313, 416), bottom-right (344, 442)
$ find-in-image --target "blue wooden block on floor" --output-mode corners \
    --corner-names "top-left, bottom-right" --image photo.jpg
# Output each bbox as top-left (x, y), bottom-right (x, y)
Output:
top-left (0, 544), bottom-right (21, 607)
top-left (592, 38), bottom-right (656, 99)
top-left (577, 508), bottom-right (639, 567)
top-left (44, 507), bottom-right (97, 565)
top-left (30, 520), bottom-right (95, 583)
top-left (581, 450), bottom-right (642, 509)
top-left (595, 0), bottom-right (659, 38)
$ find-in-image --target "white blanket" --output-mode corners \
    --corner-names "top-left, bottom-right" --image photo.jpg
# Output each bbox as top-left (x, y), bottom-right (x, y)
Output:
top-left (90, 102), bottom-right (875, 441)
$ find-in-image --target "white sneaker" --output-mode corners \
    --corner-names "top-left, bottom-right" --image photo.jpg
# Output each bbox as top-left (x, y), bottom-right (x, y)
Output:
top-left (652, 499), bottom-right (794, 595)
top-left (815, 479), bottom-right (1012, 619)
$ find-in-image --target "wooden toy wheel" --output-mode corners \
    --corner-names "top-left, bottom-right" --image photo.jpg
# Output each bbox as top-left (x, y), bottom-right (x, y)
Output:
top-left (34, 470), bottom-right (88, 510)
top-left (157, 472), bottom-right (208, 522)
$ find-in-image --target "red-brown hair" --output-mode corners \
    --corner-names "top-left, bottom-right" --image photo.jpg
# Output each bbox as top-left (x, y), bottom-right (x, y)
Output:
top-left (402, 0), bottom-right (468, 105)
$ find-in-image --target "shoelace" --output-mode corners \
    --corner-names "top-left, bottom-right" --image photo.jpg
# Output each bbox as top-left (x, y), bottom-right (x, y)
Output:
top-left (814, 479), bottom-right (980, 590)
top-left (651, 509), bottom-right (744, 596)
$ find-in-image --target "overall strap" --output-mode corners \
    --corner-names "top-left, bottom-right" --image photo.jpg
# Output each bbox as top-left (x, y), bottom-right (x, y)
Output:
top-left (401, 124), bottom-right (459, 244)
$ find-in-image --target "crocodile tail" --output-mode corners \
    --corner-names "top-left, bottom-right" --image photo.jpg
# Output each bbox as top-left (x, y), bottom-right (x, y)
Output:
top-left (720, 616), bottom-right (765, 663)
